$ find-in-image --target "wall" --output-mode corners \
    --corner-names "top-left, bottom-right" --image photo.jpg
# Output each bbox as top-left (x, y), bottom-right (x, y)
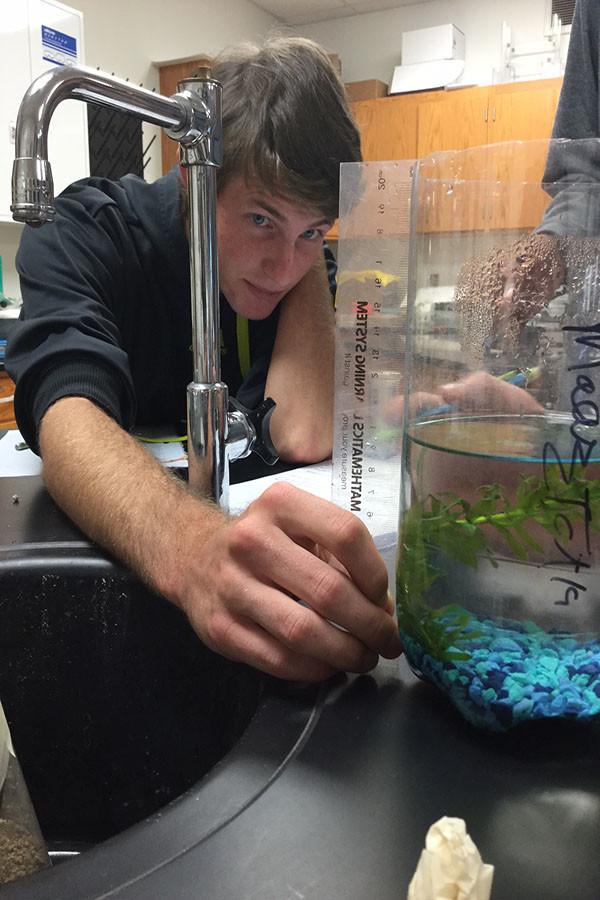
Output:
top-left (300, 0), bottom-right (564, 88)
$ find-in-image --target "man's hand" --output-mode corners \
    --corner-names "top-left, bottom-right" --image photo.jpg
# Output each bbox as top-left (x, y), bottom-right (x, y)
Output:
top-left (171, 482), bottom-right (402, 682)
top-left (39, 398), bottom-right (401, 685)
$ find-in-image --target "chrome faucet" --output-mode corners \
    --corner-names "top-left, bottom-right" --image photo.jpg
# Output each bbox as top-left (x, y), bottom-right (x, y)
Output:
top-left (11, 64), bottom-right (277, 509)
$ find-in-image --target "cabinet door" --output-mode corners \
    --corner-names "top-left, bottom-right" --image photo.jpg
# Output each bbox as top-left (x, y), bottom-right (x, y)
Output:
top-left (488, 78), bottom-right (562, 144)
top-left (487, 79), bottom-right (562, 230)
top-left (351, 99), bottom-right (380, 161)
top-left (416, 87), bottom-right (490, 233)
top-left (351, 95), bottom-right (419, 162)
top-left (417, 87), bottom-right (489, 158)
top-left (159, 58), bottom-right (212, 174)
top-left (375, 95), bottom-right (419, 161)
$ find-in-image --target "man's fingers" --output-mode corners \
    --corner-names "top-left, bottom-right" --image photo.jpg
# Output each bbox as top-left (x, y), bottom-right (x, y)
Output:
top-left (383, 591), bottom-right (396, 616)
top-left (231, 582), bottom-right (383, 672)
top-left (229, 512), bottom-right (401, 660)
top-left (252, 482), bottom-right (389, 606)
top-left (203, 610), bottom-right (339, 682)
top-left (314, 549), bottom-right (391, 611)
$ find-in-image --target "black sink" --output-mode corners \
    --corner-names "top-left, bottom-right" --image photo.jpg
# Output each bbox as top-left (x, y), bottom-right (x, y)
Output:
top-left (0, 548), bottom-right (263, 847)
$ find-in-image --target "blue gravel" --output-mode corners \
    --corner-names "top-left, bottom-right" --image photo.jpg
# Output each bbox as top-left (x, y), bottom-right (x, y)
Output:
top-left (401, 607), bottom-right (600, 731)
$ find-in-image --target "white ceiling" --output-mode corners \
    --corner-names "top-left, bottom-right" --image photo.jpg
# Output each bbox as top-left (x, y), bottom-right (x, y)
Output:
top-left (249, 0), bottom-right (433, 27)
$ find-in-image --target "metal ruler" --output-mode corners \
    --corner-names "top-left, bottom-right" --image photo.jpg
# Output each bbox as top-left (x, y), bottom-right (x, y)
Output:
top-left (332, 160), bottom-right (415, 551)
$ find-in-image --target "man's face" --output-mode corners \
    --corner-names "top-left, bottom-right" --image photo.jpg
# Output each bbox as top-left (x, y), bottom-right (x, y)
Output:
top-left (216, 176), bottom-right (333, 319)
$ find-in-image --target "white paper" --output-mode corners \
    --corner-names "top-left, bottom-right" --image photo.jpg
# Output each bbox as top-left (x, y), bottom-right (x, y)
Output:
top-left (229, 460), bottom-right (332, 515)
top-left (138, 439), bottom-right (187, 468)
top-left (0, 429), bottom-right (189, 477)
top-left (0, 430), bottom-right (42, 477)
top-left (407, 817), bottom-right (494, 900)
top-left (0, 701), bottom-right (14, 792)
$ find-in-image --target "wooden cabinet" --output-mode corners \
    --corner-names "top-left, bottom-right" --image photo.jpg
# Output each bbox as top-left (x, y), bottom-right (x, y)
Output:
top-left (351, 99), bottom-right (379, 160)
top-left (353, 95), bottom-right (419, 161)
top-left (0, 371), bottom-right (16, 431)
top-left (414, 79), bottom-right (562, 158)
top-left (350, 77), bottom-right (563, 233)
top-left (327, 94), bottom-right (419, 238)
top-left (352, 78), bottom-right (562, 162)
top-left (416, 86), bottom-right (490, 158)
top-left (488, 79), bottom-right (562, 144)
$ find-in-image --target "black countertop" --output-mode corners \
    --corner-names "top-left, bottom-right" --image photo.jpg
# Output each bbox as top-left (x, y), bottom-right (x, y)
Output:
top-left (0, 472), bottom-right (599, 899)
top-left (4, 656), bottom-right (599, 900)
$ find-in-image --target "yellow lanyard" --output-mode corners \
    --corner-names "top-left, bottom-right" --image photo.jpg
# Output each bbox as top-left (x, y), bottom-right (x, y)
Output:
top-left (235, 314), bottom-right (251, 379)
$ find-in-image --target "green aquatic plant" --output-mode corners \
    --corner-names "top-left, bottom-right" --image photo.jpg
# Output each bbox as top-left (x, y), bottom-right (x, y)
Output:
top-left (397, 469), bottom-right (600, 661)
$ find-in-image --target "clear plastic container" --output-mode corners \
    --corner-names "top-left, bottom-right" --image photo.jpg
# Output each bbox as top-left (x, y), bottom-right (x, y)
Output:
top-left (397, 139), bottom-right (600, 730)
top-left (0, 701), bottom-right (49, 884)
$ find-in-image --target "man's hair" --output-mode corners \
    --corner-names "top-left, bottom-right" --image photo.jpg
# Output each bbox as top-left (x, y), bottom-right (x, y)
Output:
top-left (211, 36), bottom-right (361, 221)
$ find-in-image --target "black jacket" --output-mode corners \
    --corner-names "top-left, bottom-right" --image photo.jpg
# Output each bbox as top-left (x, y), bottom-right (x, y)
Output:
top-left (6, 167), bottom-right (280, 452)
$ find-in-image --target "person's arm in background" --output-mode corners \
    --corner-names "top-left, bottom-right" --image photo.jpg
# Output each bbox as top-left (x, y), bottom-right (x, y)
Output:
top-left (475, 0), bottom-right (600, 345)
top-left (546, 0), bottom-right (599, 159)
top-left (539, 0), bottom-right (600, 235)
top-left (38, 396), bottom-right (401, 682)
top-left (265, 254), bottom-right (334, 463)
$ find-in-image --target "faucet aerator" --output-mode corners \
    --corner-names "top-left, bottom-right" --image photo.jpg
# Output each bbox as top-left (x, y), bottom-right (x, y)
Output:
top-left (11, 158), bottom-right (55, 225)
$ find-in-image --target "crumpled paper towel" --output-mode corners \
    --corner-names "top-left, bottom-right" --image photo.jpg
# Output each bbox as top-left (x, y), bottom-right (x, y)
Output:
top-left (407, 816), bottom-right (494, 900)
top-left (0, 702), bottom-right (14, 792)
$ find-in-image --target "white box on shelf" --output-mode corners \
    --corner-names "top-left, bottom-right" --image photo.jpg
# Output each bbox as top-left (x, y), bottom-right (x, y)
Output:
top-left (389, 59), bottom-right (465, 94)
top-left (401, 24), bottom-right (465, 66)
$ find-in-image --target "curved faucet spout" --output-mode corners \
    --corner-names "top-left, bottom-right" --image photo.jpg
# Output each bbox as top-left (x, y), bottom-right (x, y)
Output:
top-left (11, 65), bottom-right (192, 224)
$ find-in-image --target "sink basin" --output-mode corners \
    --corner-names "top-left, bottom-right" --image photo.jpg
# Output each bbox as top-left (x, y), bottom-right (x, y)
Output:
top-left (0, 475), bottom-right (264, 852)
top-left (0, 551), bottom-right (263, 849)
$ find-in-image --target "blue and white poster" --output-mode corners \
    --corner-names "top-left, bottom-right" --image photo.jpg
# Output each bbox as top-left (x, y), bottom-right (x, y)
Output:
top-left (41, 25), bottom-right (78, 67)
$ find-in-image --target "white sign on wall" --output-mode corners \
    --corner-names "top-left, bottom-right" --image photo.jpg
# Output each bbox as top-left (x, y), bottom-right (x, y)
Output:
top-left (0, 0), bottom-right (89, 223)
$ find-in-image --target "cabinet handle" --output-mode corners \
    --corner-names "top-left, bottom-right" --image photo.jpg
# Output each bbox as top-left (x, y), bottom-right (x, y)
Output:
top-left (484, 107), bottom-right (488, 123)
top-left (492, 107), bottom-right (496, 122)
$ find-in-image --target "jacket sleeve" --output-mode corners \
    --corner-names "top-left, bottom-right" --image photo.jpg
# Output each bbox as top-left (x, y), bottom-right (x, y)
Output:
top-left (6, 189), bottom-right (137, 453)
top-left (540, 0), bottom-right (600, 236)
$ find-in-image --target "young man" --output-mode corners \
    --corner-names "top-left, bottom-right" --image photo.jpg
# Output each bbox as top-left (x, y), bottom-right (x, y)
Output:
top-left (6, 37), bottom-right (402, 681)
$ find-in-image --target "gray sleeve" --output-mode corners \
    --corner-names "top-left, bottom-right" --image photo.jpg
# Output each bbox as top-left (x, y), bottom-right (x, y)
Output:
top-left (539, 0), bottom-right (600, 236)
top-left (551, 0), bottom-right (599, 143)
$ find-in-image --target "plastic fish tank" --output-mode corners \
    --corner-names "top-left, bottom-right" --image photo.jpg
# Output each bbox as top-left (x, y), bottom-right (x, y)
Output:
top-left (396, 139), bottom-right (600, 730)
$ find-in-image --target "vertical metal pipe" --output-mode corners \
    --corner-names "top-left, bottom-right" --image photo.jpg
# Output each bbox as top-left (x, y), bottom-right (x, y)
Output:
top-left (188, 166), bottom-right (220, 384)
top-left (186, 160), bottom-right (229, 504)
top-left (180, 75), bottom-right (230, 505)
